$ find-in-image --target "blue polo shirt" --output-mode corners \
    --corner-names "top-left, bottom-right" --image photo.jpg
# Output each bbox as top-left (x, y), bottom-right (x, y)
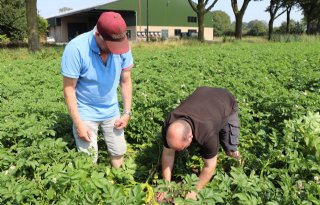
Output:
top-left (61, 30), bottom-right (134, 121)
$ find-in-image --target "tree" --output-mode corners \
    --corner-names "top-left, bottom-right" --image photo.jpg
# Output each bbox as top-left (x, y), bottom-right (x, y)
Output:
top-left (26, 0), bottom-right (39, 51)
top-left (298, 0), bottom-right (320, 34)
top-left (38, 16), bottom-right (48, 40)
top-left (0, 0), bottom-right (47, 45)
top-left (231, 0), bottom-right (251, 39)
top-left (0, 0), bottom-right (26, 40)
top-left (266, 0), bottom-right (286, 40)
top-left (212, 10), bottom-right (231, 36)
top-left (283, 0), bottom-right (297, 33)
top-left (188, 0), bottom-right (219, 42)
top-left (59, 7), bottom-right (73, 13)
top-left (247, 20), bottom-right (268, 36)
top-left (225, 21), bottom-right (236, 35)
top-left (276, 20), bottom-right (304, 34)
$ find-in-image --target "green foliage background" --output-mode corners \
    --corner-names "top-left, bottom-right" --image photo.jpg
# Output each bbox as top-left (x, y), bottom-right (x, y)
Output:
top-left (0, 0), bottom-right (48, 41)
top-left (212, 10), bottom-right (231, 36)
top-left (0, 40), bottom-right (319, 204)
top-left (247, 20), bottom-right (268, 36)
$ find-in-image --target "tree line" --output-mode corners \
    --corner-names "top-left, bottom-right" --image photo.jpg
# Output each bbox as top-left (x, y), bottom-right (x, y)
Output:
top-left (212, 11), bottom-right (304, 37)
top-left (190, 0), bottom-right (320, 41)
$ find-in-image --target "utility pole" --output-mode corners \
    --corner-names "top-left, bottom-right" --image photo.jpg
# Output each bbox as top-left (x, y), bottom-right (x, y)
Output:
top-left (138, 0), bottom-right (141, 31)
top-left (146, 0), bottom-right (149, 42)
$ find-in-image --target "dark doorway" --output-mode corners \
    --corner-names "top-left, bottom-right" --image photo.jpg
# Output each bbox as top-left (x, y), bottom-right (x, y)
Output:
top-left (67, 23), bottom-right (88, 41)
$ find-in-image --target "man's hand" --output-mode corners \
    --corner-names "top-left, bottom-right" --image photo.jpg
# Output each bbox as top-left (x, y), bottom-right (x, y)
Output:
top-left (76, 123), bottom-right (92, 142)
top-left (155, 191), bottom-right (168, 202)
top-left (227, 150), bottom-right (241, 160)
top-left (114, 114), bottom-right (130, 129)
top-left (185, 191), bottom-right (197, 200)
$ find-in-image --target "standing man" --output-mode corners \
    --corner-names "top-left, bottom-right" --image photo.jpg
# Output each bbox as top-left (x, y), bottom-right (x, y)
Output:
top-left (157, 87), bottom-right (241, 201)
top-left (61, 12), bottom-right (133, 168)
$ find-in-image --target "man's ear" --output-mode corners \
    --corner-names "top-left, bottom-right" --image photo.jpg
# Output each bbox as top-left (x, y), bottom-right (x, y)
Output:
top-left (187, 131), bottom-right (193, 141)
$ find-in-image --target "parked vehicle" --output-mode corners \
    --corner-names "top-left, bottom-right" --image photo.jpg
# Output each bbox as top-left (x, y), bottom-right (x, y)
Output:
top-left (46, 36), bottom-right (55, 44)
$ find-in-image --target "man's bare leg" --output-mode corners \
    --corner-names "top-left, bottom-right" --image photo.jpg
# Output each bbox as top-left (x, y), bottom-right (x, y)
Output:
top-left (110, 155), bottom-right (124, 168)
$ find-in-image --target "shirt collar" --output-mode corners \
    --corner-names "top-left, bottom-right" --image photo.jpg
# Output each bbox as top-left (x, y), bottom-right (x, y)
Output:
top-left (89, 30), bottom-right (100, 54)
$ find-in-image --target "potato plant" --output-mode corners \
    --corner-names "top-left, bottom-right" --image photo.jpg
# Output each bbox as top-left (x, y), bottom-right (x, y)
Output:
top-left (0, 40), bottom-right (319, 204)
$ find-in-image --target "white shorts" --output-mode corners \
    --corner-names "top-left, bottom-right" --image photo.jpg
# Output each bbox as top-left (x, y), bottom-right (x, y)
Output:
top-left (72, 116), bottom-right (127, 163)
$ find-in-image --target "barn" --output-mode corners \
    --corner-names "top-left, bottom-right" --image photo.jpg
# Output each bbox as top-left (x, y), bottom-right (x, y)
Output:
top-left (46, 0), bottom-right (214, 42)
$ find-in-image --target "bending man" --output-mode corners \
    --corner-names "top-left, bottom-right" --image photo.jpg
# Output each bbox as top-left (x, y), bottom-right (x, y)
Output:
top-left (157, 87), bottom-right (240, 200)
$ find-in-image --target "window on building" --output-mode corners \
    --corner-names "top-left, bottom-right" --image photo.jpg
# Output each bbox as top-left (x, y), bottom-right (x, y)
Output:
top-left (126, 30), bottom-right (131, 39)
top-left (187, 16), bottom-right (197, 23)
top-left (188, 29), bottom-right (198, 37)
top-left (56, 18), bottom-right (61, 26)
top-left (174, 29), bottom-right (181, 36)
top-left (188, 29), bottom-right (197, 34)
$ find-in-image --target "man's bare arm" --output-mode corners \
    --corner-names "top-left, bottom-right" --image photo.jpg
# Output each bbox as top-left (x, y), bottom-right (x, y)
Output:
top-left (63, 77), bottom-right (91, 142)
top-left (114, 70), bottom-right (132, 129)
top-left (196, 155), bottom-right (218, 191)
top-left (162, 146), bottom-right (175, 181)
top-left (156, 146), bottom-right (176, 201)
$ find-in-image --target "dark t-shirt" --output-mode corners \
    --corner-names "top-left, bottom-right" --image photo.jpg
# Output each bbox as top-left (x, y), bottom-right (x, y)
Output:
top-left (162, 87), bottom-right (237, 159)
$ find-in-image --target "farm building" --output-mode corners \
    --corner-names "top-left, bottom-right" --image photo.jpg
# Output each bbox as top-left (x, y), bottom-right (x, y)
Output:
top-left (46, 0), bottom-right (214, 43)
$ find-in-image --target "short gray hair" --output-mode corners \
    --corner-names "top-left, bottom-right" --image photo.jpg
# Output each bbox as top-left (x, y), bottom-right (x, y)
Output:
top-left (93, 25), bottom-right (105, 41)
top-left (168, 120), bottom-right (191, 141)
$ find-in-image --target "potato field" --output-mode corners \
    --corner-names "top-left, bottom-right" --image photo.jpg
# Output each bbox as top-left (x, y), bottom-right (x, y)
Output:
top-left (0, 40), bottom-right (319, 204)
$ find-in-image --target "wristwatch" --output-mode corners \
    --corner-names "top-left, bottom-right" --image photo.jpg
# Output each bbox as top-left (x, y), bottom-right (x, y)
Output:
top-left (123, 110), bottom-right (131, 116)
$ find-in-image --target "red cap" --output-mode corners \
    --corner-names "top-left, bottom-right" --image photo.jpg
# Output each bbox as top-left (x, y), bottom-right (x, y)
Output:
top-left (97, 12), bottom-right (129, 54)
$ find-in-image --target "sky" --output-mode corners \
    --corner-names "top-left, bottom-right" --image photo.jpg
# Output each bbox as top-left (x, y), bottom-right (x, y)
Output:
top-left (37, 0), bottom-right (303, 26)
